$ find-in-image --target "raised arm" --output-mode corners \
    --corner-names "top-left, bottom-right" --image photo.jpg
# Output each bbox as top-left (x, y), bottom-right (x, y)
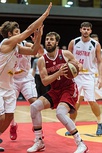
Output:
top-left (19, 25), bottom-right (43, 55)
top-left (1, 2), bottom-right (52, 53)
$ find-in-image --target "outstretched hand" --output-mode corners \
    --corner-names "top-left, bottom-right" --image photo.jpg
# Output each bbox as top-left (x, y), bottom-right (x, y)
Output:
top-left (43, 2), bottom-right (52, 17)
top-left (31, 25), bottom-right (44, 43)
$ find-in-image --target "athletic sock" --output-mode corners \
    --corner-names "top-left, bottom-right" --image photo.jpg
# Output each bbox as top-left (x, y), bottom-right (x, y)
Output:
top-left (73, 131), bottom-right (82, 145)
top-left (34, 129), bottom-right (43, 139)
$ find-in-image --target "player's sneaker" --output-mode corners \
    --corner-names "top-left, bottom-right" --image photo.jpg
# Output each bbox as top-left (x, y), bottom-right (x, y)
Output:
top-left (10, 123), bottom-right (18, 140)
top-left (74, 142), bottom-right (88, 153)
top-left (0, 147), bottom-right (4, 152)
top-left (96, 123), bottom-right (102, 136)
top-left (65, 131), bottom-right (71, 136)
top-left (27, 138), bottom-right (45, 153)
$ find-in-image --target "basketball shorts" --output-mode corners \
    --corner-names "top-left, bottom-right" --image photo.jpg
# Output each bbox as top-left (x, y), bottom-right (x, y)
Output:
top-left (74, 74), bottom-right (96, 102)
top-left (45, 82), bottom-right (78, 114)
top-left (0, 88), bottom-right (16, 115)
top-left (14, 74), bottom-right (37, 101)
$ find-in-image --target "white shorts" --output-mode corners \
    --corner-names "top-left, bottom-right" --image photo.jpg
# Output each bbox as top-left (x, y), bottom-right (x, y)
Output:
top-left (80, 89), bottom-right (84, 96)
top-left (74, 74), bottom-right (96, 102)
top-left (14, 73), bottom-right (37, 101)
top-left (0, 88), bottom-right (16, 115)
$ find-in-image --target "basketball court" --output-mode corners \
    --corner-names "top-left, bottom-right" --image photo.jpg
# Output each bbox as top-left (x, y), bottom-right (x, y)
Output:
top-left (1, 100), bottom-right (102, 153)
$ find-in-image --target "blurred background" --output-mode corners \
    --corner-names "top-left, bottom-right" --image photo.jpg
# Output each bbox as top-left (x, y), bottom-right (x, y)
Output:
top-left (0, 0), bottom-right (102, 100)
top-left (0, 0), bottom-right (102, 8)
top-left (0, 0), bottom-right (102, 47)
top-left (0, 0), bottom-right (102, 7)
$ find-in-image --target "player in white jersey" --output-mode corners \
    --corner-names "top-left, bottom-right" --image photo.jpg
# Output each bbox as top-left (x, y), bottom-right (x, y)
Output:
top-left (65, 34), bottom-right (101, 136)
top-left (65, 22), bottom-right (102, 137)
top-left (9, 40), bottom-right (40, 141)
top-left (0, 3), bottom-right (52, 151)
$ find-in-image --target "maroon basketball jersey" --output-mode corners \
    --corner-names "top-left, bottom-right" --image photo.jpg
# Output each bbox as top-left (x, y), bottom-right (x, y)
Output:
top-left (43, 49), bottom-right (74, 90)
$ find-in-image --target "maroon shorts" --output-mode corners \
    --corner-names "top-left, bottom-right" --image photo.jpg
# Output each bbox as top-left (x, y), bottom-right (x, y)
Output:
top-left (45, 82), bottom-right (78, 113)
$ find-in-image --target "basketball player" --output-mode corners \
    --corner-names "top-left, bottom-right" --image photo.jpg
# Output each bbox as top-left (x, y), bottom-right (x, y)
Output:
top-left (27, 32), bottom-right (88, 153)
top-left (9, 39), bottom-right (42, 141)
top-left (0, 3), bottom-right (52, 151)
top-left (65, 22), bottom-right (102, 137)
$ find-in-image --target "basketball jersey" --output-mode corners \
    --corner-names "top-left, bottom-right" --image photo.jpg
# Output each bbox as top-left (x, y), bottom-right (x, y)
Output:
top-left (43, 49), bottom-right (74, 90)
top-left (0, 39), bottom-right (19, 89)
top-left (13, 40), bottom-right (32, 79)
top-left (73, 37), bottom-right (98, 74)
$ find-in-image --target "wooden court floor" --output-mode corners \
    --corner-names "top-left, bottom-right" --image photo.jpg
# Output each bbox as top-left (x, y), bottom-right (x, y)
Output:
top-left (15, 101), bottom-right (102, 123)
top-left (1, 101), bottom-right (102, 153)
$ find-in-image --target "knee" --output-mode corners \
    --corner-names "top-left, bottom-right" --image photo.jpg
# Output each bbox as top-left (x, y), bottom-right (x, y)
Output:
top-left (56, 105), bottom-right (65, 120)
top-left (30, 103), bottom-right (38, 119)
top-left (56, 104), bottom-right (68, 121)
top-left (56, 107), bottom-right (62, 119)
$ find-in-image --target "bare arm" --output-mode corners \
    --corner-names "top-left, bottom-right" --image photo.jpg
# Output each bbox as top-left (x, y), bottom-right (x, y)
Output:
top-left (38, 56), bottom-right (68, 86)
top-left (68, 39), bottom-right (74, 53)
top-left (1, 2), bottom-right (52, 53)
top-left (19, 26), bottom-right (43, 55)
top-left (38, 50), bottom-right (82, 86)
top-left (96, 43), bottom-right (102, 89)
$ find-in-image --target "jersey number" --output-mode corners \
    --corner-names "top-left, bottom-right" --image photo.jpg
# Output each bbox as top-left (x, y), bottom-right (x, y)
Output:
top-left (79, 59), bottom-right (84, 65)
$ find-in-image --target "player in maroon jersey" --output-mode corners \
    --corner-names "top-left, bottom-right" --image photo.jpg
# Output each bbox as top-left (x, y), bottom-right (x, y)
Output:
top-left (27, 32), bottom-right (88, 153)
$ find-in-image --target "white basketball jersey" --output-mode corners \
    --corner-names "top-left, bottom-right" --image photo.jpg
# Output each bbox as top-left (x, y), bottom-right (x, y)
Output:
top-left (0, 39), bottom-right (19, 89)
top-left (13, 41), bottom-right (31, 79)
top-left (73, 37), bottom-right (98, 74)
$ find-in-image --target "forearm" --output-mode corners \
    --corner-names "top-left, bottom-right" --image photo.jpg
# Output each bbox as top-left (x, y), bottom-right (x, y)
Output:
top-left (31, 32), bottom-right (42, 55)
top-left (27, 3), bottom-right (52, 33)
top-left (98, 62), bottom-right (102, 78)
top-left (31, 43), bottom-right (41, 56)
top-left (42, 71), bottom-right (60, 86)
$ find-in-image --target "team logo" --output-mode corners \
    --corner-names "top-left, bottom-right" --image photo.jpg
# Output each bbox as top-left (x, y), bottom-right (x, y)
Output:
top-left (53, 62), bottom-right (56, 65)
top-left (59, 54), bottom-right (63, 60)
top-left (89, 46), bottom-right (92, 50)
top-left (76, 46), bottom-right (80, 48)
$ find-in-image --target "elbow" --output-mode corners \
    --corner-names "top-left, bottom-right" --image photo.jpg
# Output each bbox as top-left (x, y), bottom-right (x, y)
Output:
top-left (42, 82), bottom-right (47, 86)
top-left (42, 80), bottom-right (48, 86)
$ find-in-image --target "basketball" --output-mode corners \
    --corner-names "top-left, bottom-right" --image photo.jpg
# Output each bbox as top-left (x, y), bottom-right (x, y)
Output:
top-left (66, 61), bottom-right (79, 79)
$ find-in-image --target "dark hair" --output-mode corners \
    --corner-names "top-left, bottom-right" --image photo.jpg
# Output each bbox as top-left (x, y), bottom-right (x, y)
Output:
top-left (46, 32), bottom-right (60, 43)
top-left (80, 22), bottom-right (92, 29)
top-left (0, 21), bottom-right (19, 38)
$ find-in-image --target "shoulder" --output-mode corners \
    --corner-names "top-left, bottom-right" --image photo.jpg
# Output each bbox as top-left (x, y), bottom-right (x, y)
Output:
top-left (69, 37), bottom-right (81, 45)
top-left (63, 49), bottom-right (73, 56)
top-left (90, 38), bottom-right (99, 47)
top-left (63, 50), bottom-right (75, 61)
top-left (38, 56), bottom-right (44, 63)
top-left (74, 37), bottom-right (81, 44)
top-left (0, 38), bottom-right (8, 45)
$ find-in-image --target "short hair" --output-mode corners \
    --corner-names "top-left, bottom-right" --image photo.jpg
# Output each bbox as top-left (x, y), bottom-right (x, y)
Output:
top-left (46, 32), bottom-right (60, 43)
top-left (0, 21), bottom-right (19, 38)
top-left (90, 34), bottom-right (98, 38)
top-left (80, 22), bottom-right (92, 29)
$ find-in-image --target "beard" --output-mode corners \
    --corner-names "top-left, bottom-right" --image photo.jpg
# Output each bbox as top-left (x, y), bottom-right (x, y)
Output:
top-left (45, 44), bottom-right (56, 53)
